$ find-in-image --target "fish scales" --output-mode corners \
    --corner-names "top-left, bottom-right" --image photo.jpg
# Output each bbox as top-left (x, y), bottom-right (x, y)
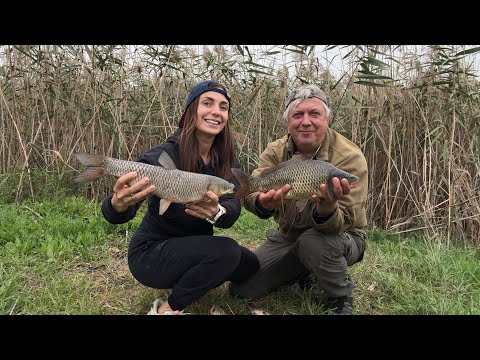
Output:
top-left (73, 153), bottom-right (235, 213)
top-left (103, 158), bottom-right (219, 203)
top-left (253, 160), bottom-right (333, 199)
top-left (231, 156), bottom-right (358, 200)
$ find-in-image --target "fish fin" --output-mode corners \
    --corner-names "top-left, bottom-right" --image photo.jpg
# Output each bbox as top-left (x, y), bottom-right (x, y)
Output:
top-left (280, 197), bottom-right (287, 217)
top-left (296, 199), bottom-right (309, 213)
top-left (158, 152), bottom-right (177, 170)
top-left (349, 180), bottom-right (359, 188)
top-left (73, 153), bottom-right (107, 183)
top-left (231, 168), bottom-right (251, 200)
top-left (75, 153), bottom-right (105, 167)
top-left (159, 199), bottom-right (172, 215)
top-left (326, 188), bottom-right (335, 201)
top-left (259, 155), bottom-right (307, 176)
top-left (72, 167), bottom-right (107, 183)
top-left (290, 153), bottom-right (308, 161)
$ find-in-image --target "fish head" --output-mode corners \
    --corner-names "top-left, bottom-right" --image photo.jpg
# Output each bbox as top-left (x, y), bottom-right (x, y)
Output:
top-left (329, 168), bottom-right (359, 188)
top-left (209, 179), bottom-right (235, 196)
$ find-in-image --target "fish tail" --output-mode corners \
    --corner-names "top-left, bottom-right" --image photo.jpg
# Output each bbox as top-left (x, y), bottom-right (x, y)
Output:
top-left (73, 153), bottom-right (107, 183)
top-left (231, 168), bottom-right (252, 200)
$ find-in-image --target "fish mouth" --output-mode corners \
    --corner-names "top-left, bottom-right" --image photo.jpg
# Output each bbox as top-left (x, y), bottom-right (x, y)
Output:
top-left (350, 180), bottom-right (358, 188)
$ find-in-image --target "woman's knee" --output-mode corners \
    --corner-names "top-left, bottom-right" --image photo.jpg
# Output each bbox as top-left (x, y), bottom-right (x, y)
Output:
top-left (231, 247), bottom-right (260, 281)
top-left (209, 236), bottom-right (243, 270)
top-left (213, 235), bottom-right (240, 255)
top-left (128, 258), bottom-right (169, 289)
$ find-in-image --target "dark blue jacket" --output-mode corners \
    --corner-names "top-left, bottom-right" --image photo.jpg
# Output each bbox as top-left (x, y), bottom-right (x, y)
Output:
top-left (101, 128), bottom-right (242, 243)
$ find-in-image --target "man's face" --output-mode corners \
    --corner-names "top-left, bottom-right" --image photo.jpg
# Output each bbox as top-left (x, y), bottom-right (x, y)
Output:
top-left (287, 97), bottom-right (330, 152)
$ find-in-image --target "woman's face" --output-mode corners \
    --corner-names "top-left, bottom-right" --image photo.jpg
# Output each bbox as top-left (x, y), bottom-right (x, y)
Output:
top-left (194, 91), bottom-right (229, 137)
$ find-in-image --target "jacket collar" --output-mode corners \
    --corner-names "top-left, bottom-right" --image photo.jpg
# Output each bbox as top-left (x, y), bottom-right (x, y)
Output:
top-left (286, 129), bottom-right (331, 161)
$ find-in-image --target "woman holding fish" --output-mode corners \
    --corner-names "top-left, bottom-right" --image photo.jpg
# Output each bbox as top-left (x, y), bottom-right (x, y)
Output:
top-left (229, 84), bottom-right (368, 315)
top-left (99, 80), bottom-right (260, 315)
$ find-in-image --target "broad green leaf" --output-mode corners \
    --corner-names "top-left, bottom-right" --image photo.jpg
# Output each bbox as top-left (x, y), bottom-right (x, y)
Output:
top-left (235, 45), bottom-right (244, 56)
top-left (359, 68), bottom-right (377, 76)
top-left (454, 46), bottom-right (480, 57)
top-left (242, 61), bottom-right (271, 69)
top-left (325, 45), bottom-right (338, 51)
top-left (332, 73), bottom-right (347, 90)
top-left (359, 63), bottom-right (371, 73)
top-left (285, 48), bottom-right (307, 55)
top-left (343, 48), bottom-right (356, 60)
top-left (354, 80), bottom-right (392, 87)
top-left (357, 74), bottom-right (393, 80)
top-left (245, 46), bottom-right (252, 61)
top-left (364, 57), bottom-right (389, 68)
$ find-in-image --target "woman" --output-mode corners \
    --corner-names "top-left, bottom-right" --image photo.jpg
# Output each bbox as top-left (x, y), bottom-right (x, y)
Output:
top-left (101, 80), bottom-right (259, 315)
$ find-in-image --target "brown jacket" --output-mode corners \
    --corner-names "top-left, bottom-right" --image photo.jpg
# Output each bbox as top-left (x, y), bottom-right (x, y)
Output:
top-left (244, 128), bottom-right (368, 242)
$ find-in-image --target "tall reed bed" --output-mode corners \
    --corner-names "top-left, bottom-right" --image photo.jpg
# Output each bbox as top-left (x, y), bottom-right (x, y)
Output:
top-left (1, 45), bottom-right (479, 246)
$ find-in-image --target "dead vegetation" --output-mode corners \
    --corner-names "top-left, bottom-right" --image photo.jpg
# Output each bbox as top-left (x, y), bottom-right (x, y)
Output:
top-left (1, 45), bottom-right (479, 246)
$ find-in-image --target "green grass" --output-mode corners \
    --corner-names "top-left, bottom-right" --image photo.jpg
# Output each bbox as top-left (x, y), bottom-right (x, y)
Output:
top-left (1, 195), bottom-right (479, 315)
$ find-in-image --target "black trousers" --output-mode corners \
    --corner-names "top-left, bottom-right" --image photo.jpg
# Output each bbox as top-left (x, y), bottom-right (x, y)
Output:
top-left (128, 232), bottom-right (260, 311)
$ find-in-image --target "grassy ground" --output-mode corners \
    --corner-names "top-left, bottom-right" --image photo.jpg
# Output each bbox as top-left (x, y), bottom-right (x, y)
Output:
top-left (1, 195), bottom-right (479, 315)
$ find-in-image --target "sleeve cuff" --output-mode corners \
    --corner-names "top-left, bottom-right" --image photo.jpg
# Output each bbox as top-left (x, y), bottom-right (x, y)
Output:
top-left (312, 206), bottom-right (336, 224)
top-left (255, 196), bottom-right (275, 218)
top-left (312, 205), bottom-right (335, 223)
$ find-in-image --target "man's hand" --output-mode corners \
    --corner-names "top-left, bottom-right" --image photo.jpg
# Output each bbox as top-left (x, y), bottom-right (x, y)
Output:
top-left (257, 184), bottom-right (292, 211)
top-left (311, 177), bottom-right (351, 217)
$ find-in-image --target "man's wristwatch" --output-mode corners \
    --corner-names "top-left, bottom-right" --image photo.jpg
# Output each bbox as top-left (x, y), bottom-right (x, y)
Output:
top-left (205, 204), bottom-right (226, 225)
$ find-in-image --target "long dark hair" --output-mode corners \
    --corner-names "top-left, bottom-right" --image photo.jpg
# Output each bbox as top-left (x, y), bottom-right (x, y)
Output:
top-left (177, 94), bottom-right (235, 181)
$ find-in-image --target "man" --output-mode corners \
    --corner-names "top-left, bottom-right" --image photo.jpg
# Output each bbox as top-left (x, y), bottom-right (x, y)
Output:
top-left (229, 84), bottom-right (368, 314)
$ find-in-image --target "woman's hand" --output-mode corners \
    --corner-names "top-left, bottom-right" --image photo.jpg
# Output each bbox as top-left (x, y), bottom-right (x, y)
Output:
top-left (111, 172), bottom-right (156, 213)
top-left (185, 191), bottom-right (223, 221)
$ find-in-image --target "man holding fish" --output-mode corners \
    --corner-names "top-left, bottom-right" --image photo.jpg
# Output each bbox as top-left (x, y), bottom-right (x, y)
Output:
top-left (229, 84), bottom-right (368, 315)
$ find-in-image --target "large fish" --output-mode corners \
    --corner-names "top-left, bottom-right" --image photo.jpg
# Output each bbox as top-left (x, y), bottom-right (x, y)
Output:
top-left (231, 155), bottom-right (358, 202)
top-left (73, 152), bottom-right (235, 215)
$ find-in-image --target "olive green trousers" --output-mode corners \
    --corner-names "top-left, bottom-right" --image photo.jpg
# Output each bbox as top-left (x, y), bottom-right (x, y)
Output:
top-left (229, 228), bottom-right (365, 299)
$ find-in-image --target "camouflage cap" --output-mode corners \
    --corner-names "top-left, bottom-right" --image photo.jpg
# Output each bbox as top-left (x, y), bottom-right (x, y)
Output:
top-left (285, 84), bottom-right (328, 108)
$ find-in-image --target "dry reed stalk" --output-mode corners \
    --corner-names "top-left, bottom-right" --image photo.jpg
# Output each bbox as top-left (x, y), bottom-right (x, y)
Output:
top-left (447, 105), bottom-right (456, 248)
top-left (1, 45), bottom-right (479, 246)
top-left (0, 86), bottom-right (34, 202)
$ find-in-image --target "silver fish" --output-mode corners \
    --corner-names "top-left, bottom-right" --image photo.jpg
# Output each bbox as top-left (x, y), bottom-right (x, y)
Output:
top-left (73, 152), bottom-right (235, 215)
top-left (231, 155), bottom-right (358, 201)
